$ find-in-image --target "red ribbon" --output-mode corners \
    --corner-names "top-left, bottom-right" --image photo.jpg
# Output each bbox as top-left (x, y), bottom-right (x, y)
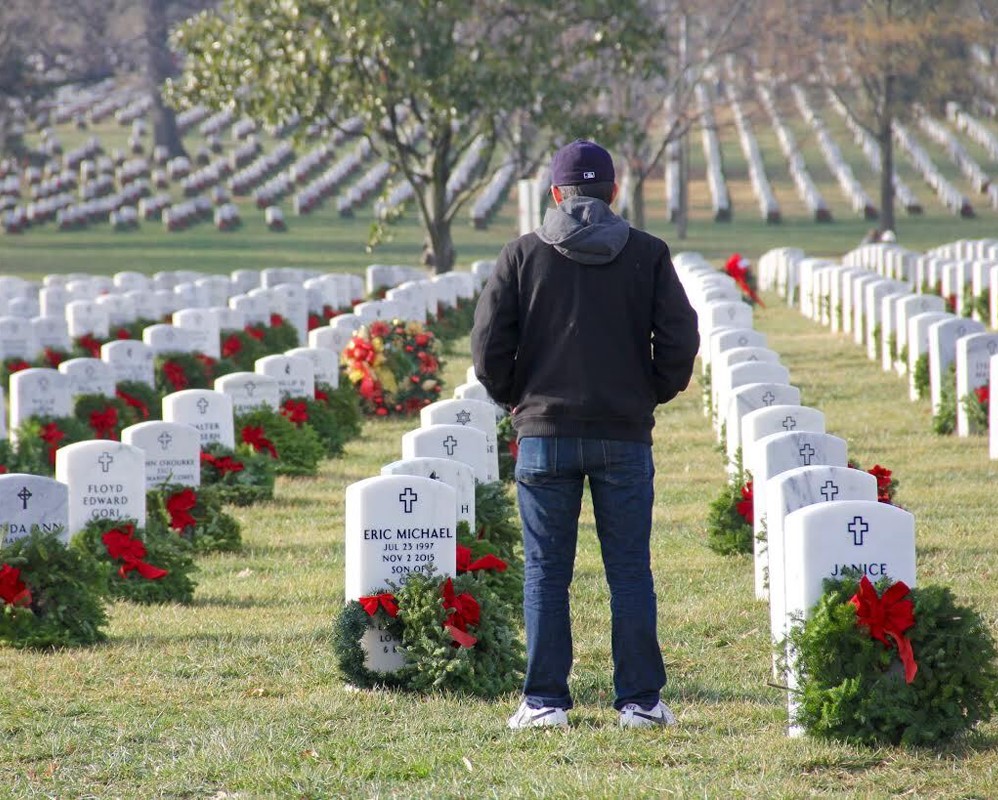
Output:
top-left (43, 347), bottom-right (66, 367)
top-left (241, 425), bottom-right (278, 459)
top-left (866, 464), bottom-right (893, 503)
top-left (358, 592), bottom-right (399, 618)
top-left (166, 488), bottom-right (198, 531)
top-left (101, 524), bottom-right (169, 580)
top-left (456, 545), bottom-right (508, 574)
top-left (849, 575), bottom-right (918, 684)
top-left (77, 333), bottom-right (102, 358)
top-left (441, 577), bottom-right (480, 648)
top-left (116, 388), bottom-right (150, 419)
top-left (735, 480), bottom-right (754, 525)
top-left (314, 388), bottom-right (329, 403)
top-left (975, 385), bottom-right (990, 406)
top-left (201, 451), bottom-right (245, 474)
top-left (222, 335), bottom-right (243, 358)
top-left (0, 564), bottom-right (32, 607)
top-left (115, 327), bottom-right (133, 340)
top-left (89, 406), bottom-right (120, 439)
top-left (281, 399), bottom-right (309, 425)
top-left (162, 361), bottom-right (188, 391)
top-left (40, 422), bottom-right (66, 467)
top-left (244, 325), bottom-right (265, 341)
top-left (5, 359), bottom-right (30, 374)
top-left (307, 313), bottom-right (322, 331)
top-left (270, 313), bottom-right (285, 328)
top-left (725, 254), bottom-right (765, 306)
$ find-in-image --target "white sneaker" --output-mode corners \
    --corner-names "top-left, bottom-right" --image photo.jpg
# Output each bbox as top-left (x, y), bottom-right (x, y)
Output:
top-left (507, 700), bottom-right (569, 729)
top-left (618, 701), bottom-right (676, 728)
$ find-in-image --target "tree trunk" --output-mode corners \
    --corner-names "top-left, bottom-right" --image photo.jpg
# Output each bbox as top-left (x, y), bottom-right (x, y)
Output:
top-left (144, 0), bottom-right (186, 158)
top-left (625, 170), bottom-right (646, 230)
top-left (425, 129), bottom-right (455, 274)
top-left (879, 75), bottom-right (896, 234)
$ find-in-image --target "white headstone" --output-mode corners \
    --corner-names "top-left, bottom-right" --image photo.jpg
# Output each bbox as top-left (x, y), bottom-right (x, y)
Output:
top-left (402, 424), bottom-right (491, 484)
top-left (55, 440), bottom-right (147, 536)
top-left (0, 474), bottom-right (69, 545)
top-left (286, 346), bottom-right (339, 389)
top-left (31, 316), bottom-right (70, 352)
top-left (907, 311), bottom-right (954, 400)
top-left (956, 332), bottom-right (998, 436)
top-left (927, 317), bottom-right (984, 413)
top-left (143, 324), bottom-right (197, 355)
top-left (122, 421), bottom-right (201, 489)
top-left (173, 308), bottom-right (221, 359)
top-left (214, 372), bottom-right (281, 413)
top-left (255, 354), bottom-right (315, 399)
top-left (100, 340), bottom-right (155, 387)
top-left (65, 300), bottom-right (110, 339)
top-left (420, 399), bottom-right (499, 483)
top-left (9, 369), bottom-right (72, 430)
top-left (0, 316), bottom-right (40, 360)
top-left (381, 457), bottom-right (475, 527)
top-left (58, 357), bottom-right (116, 399)
top-left (270, 283), bottom-right (308, 346)
top-left (162, 389), bottom-right (235, 448)
top-left (724, 383), bottom-right (802, 474)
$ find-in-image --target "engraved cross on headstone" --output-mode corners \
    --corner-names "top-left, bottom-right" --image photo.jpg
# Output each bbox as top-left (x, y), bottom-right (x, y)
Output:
top-left (245, 381), bottom-right (257, 396)
top-left (762, 391), bottom-right (776, 406)
top-left (820, 480), bottom-right (839, 501)
top-left (17, 487), bottom-right (32, 510)
top-left (782, 415), bottom-right (797, 431)
top-left (399, 487), bottom-right (418, 513)
top-left (799, 443), bottom-right (816, 466)
top-left (158, 432), bottom-right (173, 450)
top-left (98, 452), bottom-right (114, 472)
top-left (197, 398), bottom-right (209, 414)
top-left (443, 435), bottom-right (458, 456)
top-left (848, 515), bottom-right (869, 546)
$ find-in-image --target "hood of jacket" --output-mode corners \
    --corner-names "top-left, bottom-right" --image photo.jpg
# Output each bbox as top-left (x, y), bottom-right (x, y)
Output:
top-left (535, 196), bottom-right (631, 265)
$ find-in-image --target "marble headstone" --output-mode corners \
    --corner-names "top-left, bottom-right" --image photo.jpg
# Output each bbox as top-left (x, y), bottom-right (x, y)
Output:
top-left (55, 440), bottom-right (147, 535)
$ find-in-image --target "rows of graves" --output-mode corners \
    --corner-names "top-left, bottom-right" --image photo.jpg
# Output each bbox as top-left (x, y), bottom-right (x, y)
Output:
top-left (758, 239), bottom-right (998, 460)
top-left (681, 249), bottom-right (998, 744)
top-left (0, 260), bottom-right (502, 651)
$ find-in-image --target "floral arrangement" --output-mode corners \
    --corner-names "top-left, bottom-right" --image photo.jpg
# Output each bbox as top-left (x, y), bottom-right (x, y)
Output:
top-left (333, 570), bottom-right (523, 696)
top-left (724, 253), bottom-right (764, 306)
top-left (343, 320), bottom-right (443, 417)
top-left (147, 484), bottom-right (243, 553)
top-left (235, 408), bottom-right (325, 477)
top-left (74, 518), bottom-right (196, 604)
top-left (787, 574), bottom-right (998, 746)
top-left (0, 529), bottom-right (109, 648)
top-left (199, 443), bottom-right (276, 506)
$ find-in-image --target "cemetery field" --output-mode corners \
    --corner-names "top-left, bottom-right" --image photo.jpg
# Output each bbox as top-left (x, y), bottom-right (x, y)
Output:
top-left (3, 293), bottom-right (998, 799)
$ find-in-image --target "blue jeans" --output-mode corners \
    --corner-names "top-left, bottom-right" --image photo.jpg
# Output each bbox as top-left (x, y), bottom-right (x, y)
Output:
top-left (515, 436), bottom-right (666, 711)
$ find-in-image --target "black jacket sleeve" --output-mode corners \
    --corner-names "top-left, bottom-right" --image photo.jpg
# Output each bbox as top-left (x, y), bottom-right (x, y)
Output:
top-left (471, 246), bottom-right (519, 406)
top-left (651, 248), bottom-right (700, 404)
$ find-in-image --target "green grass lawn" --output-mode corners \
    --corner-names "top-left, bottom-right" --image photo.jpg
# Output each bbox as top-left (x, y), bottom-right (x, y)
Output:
top-left (3, 293), bottom-right (998, 798)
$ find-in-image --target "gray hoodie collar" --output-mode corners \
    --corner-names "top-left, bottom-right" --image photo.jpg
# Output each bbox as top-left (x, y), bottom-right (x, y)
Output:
top-left (535, 196), bottom-right (630, 265)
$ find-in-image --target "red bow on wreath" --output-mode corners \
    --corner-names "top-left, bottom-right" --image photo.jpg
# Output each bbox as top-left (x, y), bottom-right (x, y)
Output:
top-left (456, 545), bottom-right (508, 574)
top-left (201, 451), bottom-right (245, 474)
top-left (736, 481), bottom-right (754, 525)
top-left (281, 399), bottom-right (309, 425)
top-left (116, 389), bottom-right (149, 420)
top-left (849, 575), bottom-right (918, 684)
top-left (89, 406), bottom-right (119, 439)
top-left (725, 254), bottom-right (764, 306)
top-left (77, 333), bottom-right (102, 358)
top-left (358, 592), bottom-right (399, 618)
top-left (39, 422), bottom-right (66, 467)
top-left (162, 361), bottom-right (189, 391)
top-left (166, 488), bottom-right (198, 531)
top-left (975, 385), bottom-right (990, 406)
top-left (222, 335), bottom-right (243, 358)
top-left (314, 388), bottom-right (329, 403)
top-left (101, 524), bottom-right (169, 580)
top-left (441, 577), bottom-right (480, 648)
top-left (241, 425), bottom-right (278, 458)
top-left (0, 564), bottom-right (32, 607)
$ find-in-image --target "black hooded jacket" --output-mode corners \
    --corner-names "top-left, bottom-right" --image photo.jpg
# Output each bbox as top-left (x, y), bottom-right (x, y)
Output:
top-left (471, 196), bottom-right (700, 444)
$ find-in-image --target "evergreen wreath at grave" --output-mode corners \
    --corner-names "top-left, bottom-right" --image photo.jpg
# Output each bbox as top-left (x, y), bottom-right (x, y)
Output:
top-left (199, 442), bottom-right (276, 506)
top-left (455, 528), bottom-right (521, 613)
top-left (912, 353), bottom-right (930, 401)
top-left (218, 328), bottom-right (269, 372)
top-left (963, 385), bottom-right (989, 432)
top-left (147, 484), bottom-right (242, 553)
top-left (115, 381), bottom-right (162, 424)
top-left (73, 394), bottom-right (130, 440)
top-left (14, 415), bottom-right (93, 475)
top-left (0, 439), bottom-right (18, 474)
top-left (72, 332), bottom-right (105, 359)
top-left (40, 347), bottom-right (70, 369)
top-left (74, 518), bottom-right (196, 604)
top-left (706, 473), bottom-right (755, 556)
top-left (0, 357), bottom-right (32, 385)
top-left (471, 481), bottom-right (521, 560)
top-left (258, 314), bottom-right (299, 352)
top-left (155, 352), bottom-right (216, 393)
top-left (236, 407), bottom-right (324, 477)
top-left (1, 528), bottom-right (109, 649)
top-left (848, 461), bottom-right (899, 505)
top-left (279, 395), bottom-right (347, 458)
top-left (496, 414), bottom-right (516, 483)
top-left (962, 291), bottom-right (989, 322)
top-left (787, 573), bottom-right (998, 747)
top-left (428, 298), bottom-right (476, 345)
top-left (315, 381), bottom-right (363, 442)
top-left (932, 363), bottom-right (957, 435)
top-left (307, 305), bottom-right (340, 332)
top-left (700, 364), bottom-right (712, 418)
top-left (333, 571), bottom-right (523, 696)
top-left (343, 320), bottom-right (443, 417)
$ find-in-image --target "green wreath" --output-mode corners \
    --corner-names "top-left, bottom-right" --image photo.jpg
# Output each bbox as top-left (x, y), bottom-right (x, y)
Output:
top-left (235, 407), bottom-right (324, 477)
top-left (706, 472), bottom-right (754, 556)
top-left (473, 482), bottom-right (521, 560)
top-left (787, 574), bottom-right (998, 746)
top-left (932, 363), bottom-right (957, 435)
top-left (73, 517), bottom-right (197, 605)
top-left (280, 395), bottom-right (349, 458)
top-left (115, 380), bottom-right (163, 424)
top-left (333, 598), bottom-right (409, 690)
top-left (1, 528), bottom-right (109, 649)
top-left (155, 351), bottom-right (215, 394)
top-left (496, 415), bottom-right (516, 483)
top-left (318, 382), bottom-right (363, 442)
top-left (14, 415), bottom-right (93, 476)
top-left (199, 443), bottom-right (276, 506)
top-left (147, 484), bottom-right (243, 553)
top-left (74, 394), bottom-right (130, 440)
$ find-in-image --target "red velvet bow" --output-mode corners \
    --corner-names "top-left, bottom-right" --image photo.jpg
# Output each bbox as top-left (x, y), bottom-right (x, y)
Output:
top-left (200, 451), bottom-right (245, 474)
top-left (724, 254), bottom-right (764, 306)
top-left (866, 465), bottom-right (893, 503)
top-left (43, 347), bottom-right (66, 367)
top-left (116, 388), bottom-right (149, 419)
top-left (456, 545), bottom-right (508, 574)
top-left (314, 388), bottom-right (329, 403)
top-left (0, 564), bottom-right (32, 607)
top-left (270, 313), bottom-right (285, 328)
top-left (281, 399), bottom-right (309, 425)
top-left (115, 327), bottom-right (133, 340)
top-left (441, 577), bottom-right (480, 648)
top-left (849, 575), bottom-right (918, 684)
top-left (40, 422), bottom-right (66, 466)
top-left (735, 480), bottom-right (754, 525)
top-left (358, 592), bottom-right (399, 618)
top-left (102, 524), bottom-right (169, 580)
top-left (5, 359), bottom-right (30, 374)
top-left (975, 385), bottom-right (990, 406)
top-left (162, 361), bottom-right (188, 391)
top-left (77, 333), bottom-right (102, 358)
top-left (244, 325), bottom-right (265, 341)
top-left (89, 406), bottom-right (120, 440)
top-left (241, 425), bottom-right (278, 458)
top-left (221, 334), bottom-right (243, 358)
top-left (307, 313), bottom-right (322, 331)
top-left (166, 488), bottom-right (198, 531)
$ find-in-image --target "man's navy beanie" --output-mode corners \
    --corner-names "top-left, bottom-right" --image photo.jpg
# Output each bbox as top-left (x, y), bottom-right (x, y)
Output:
top-left (550, 139), bottom-right (615, 186)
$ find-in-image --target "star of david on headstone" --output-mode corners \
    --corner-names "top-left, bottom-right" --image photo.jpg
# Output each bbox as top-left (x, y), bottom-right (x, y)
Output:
top-left (158, 432), bottom-right (173, 450)
top-left (197, 398), bottom-right (209, 414)
top-left (782, 416), bottom-right (797, 431)
top-left (399, 487), bottom-right (418, 513)
top-left (762, 391), bottom-right (776, 406)
top-left (848, 515), bottom-right (869, 546)
top-left (98, 452), bottom-right (114, 472)
top-left (443, 435), bottom-right (458, 456)
top-left (819, 480), bottom-right (839, 501)
top-left (454, 410), bottom-right (472, 426)
top-left (799, 443), bottom-right (816, 466)
top-left (17, 487), bottom-right (32, 510)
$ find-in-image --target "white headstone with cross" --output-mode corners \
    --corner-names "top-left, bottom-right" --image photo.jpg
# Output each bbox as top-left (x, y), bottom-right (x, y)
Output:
top-left (895, 295), bottom-right (945, 375)
top-left (162, 389), bottom-right (235, 448)
top-left (724, 383), bottom-right (802, 474)
top-left (8, 369), bottom-right (72, 432)
top-left (270, 283), bottom-right (309, 346)
top-left (927, 317), bottom-right (984, 413)
top-left (344, 474), bottom-right (457, 671)
top-left (0, 316), bottom-right (40, 360)
top-left (143, 323), bottom-right (197, 355)
top-left (715, 362), bottom-right (791, 434)
top-left (381, 457), bottom-right (475, 527)
top-left (286, 346), bottom-right (339, 389)
top-left (31, 316), bottom-right (70, 353)
top-left (173, 308), bottom-right (221, 359)
top-left (255, 354), bottom-right (315, 400)
top-left (401, 424), bottom-right (491, 484)
top-left (214, 372), bottom-right (281, 413)
top-left (58, 357), bottom-right (116, 399)
top-left (0, 474), bottom-right (69, 545)
top-left (956, 332), bottom-right (998, 436)
top-left (122, 420), bottom-right (201, 489)
top-left (101, 340), bottom-right (155, 387)
top-left (420, 399), bottom-right (499, 484)
top-left (65, 300), bottom-right (110, 339)
top-left (55, 440), bottom-right (147, 536)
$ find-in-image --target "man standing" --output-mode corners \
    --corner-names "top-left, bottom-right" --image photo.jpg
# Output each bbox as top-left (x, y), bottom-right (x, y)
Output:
top-left (471, 140), bottom-right (700, 729)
